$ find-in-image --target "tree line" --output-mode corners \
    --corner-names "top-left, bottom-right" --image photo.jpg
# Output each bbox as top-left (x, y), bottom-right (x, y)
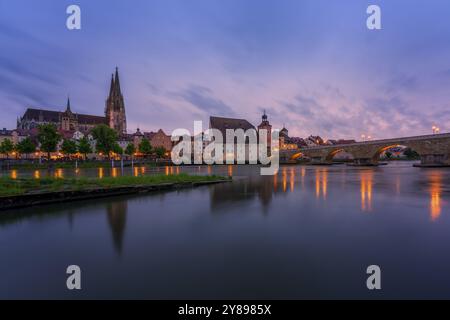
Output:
top-left (0, 124), bottom-right (167, 160)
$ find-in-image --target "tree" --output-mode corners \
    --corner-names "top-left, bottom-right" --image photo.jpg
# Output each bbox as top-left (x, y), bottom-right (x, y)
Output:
top-left (0, 138), bottom-right (14, 159)
top-left (139, 138), bottom-right (152, 158)
top-left (37, 124), bottom-right (61, 160)
top-left (125, 143), bottom-right (136, 157)
top-left (78, 136), bottom-right (92, 160)
top-left (112, 143), bottom-right (123, 156)
top-left (16, 138), bottom-right (36, 159)
top-left (91, 124), bottom-right (117, 159)
top-left (154, 146), bottom-right (166, 159)
top-left (61, 139), bottom-right (78, 158)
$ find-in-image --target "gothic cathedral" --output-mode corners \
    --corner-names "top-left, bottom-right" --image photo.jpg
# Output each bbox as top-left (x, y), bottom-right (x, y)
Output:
top-left (105, 68), bottom-right (127, 135)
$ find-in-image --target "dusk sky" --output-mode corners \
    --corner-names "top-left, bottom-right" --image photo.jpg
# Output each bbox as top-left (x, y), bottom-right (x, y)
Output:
top-left (1, 0), bottom-right (450, 139)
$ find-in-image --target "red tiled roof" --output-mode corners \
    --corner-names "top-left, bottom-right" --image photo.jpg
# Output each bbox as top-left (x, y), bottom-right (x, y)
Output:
top-left (59, 130), bottom-right (75, 140)
top-left (144, 132), bottom-right (156, 139)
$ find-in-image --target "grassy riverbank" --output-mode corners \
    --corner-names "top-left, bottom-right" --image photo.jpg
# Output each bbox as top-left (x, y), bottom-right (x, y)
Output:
top-left (3, 161), bottom-right (161, 170)
top-left (0, 174), bottom-right (229, 197)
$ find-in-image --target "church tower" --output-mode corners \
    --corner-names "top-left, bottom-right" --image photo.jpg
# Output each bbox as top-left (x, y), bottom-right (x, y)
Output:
top-left (257, 111), bottom-right (273, 157)
top-left (61, 96), bottom-right (77, 131)
top-left (258, 110), bottom-right (272, 146)
top-left (105, 67), bottom-right (127, 135)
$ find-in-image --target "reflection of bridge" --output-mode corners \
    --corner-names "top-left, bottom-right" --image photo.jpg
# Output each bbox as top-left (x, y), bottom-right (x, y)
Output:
top-left (281, 133), bottom-right (450, 166)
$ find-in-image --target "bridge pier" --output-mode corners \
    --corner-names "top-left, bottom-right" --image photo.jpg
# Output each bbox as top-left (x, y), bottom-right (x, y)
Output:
top-left (310, 157), bottom-right (333, 165)
top-left (348, 158), bottom-right (380, 167)
top-left (414, 154), bottom-right (450, 167)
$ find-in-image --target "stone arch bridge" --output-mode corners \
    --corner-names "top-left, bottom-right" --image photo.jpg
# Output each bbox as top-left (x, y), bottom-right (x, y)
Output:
top-left (280, 133), bottom-right (450, 166)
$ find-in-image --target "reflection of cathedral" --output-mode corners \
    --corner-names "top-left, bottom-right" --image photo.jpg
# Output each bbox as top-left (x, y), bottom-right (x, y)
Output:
top-left (106, 200), bottom-right (128, 254)
top-left (17, 68), bottom-right (127, 136)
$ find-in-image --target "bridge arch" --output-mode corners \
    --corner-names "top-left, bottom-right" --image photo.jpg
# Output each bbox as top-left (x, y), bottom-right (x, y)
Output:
top-left (290, 152), bottom-right (303, 160)
top-left (371, 144), bottom-right (419, 162)
top-left (325, 148), bottom-right (352, 162)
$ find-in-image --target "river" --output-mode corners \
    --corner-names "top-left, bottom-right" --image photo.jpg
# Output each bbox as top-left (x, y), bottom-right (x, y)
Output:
top-left (1, 162), bottom-right (449, 299)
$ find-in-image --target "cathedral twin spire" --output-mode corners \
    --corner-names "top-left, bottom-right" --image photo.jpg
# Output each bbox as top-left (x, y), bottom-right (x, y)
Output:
top-left (105, 67), bottom-right (127, 135)
top-left (109, 67), bottom-right (122, 98)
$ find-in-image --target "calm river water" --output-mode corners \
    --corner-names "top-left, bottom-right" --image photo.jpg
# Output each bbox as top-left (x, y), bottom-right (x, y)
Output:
top-left (1, 162), bottom-right (450, 299)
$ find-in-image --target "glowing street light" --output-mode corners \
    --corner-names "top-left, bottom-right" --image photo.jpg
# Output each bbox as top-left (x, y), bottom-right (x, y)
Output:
top-left (432, 126), bottom-right (440, 134)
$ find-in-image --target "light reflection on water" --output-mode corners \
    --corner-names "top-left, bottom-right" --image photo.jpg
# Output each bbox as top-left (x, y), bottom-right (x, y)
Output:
top-left (1, 162), bottom-right (448, 222)
top-left (1, 162), bottom-right (450, 299)
top-left (98, 167), bottom-right (104, 179)
top-left (111, 167), bottom-right (118, 178)
top-left (314, 168), bottom-right (328, 199)
top-left (290, 168), bottom-right (295, 192)
top-left (429, 172), bottom-right (442, 221)
top-left (54, 168), bottom-right (63, 179)
top-left (227, 164), bottom-right (233, 177)
top-left (360, 170), bottom-right (373, 212)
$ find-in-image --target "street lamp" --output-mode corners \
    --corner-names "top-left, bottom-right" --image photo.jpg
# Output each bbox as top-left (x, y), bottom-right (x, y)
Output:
top-left (361, 134), bottom-right (366, 141)
top-left (432, 126), bottom-right (441, 134)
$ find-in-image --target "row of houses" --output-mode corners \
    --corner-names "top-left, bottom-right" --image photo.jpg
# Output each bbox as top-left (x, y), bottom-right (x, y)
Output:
top-left (0, 128), bottom-right (26, 145)
top-left (0, 125), bottom-right (173, 159)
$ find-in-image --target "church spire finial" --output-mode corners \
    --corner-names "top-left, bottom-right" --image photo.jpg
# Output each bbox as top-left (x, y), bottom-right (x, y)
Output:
top-left (114, 67), bottom-right (121, 95)
top-left (109, 73), bottom-right (115, 97)
top-left (66, 95), bottom-right (71, 112)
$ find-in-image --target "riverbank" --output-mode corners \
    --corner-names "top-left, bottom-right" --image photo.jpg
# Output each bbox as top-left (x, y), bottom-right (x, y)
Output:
top-left (0, 160), bottom-right (171, 170)
top-left (0, 174), bottom-right (230, 210)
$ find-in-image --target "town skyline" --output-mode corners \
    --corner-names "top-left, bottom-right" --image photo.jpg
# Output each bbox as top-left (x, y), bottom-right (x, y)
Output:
top-left (1, 0), bottom-right (450, 140)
